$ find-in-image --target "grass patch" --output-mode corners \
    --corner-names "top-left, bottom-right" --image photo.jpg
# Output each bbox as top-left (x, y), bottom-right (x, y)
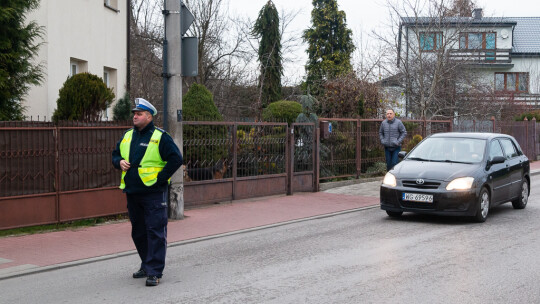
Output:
top-left (0, 214), bottom-right (129, 238)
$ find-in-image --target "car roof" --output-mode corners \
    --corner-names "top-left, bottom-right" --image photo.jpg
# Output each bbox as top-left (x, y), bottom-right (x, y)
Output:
top-left (429, 132), bottom-right (514, 140)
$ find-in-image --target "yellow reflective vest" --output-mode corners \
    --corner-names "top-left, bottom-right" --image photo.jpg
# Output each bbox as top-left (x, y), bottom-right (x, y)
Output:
top-left (119, 129), bottom-right (168, 189)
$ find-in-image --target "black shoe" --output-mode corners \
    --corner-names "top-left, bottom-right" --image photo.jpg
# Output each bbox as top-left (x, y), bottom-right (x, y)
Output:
top-left (132, 269), bottom-right (147, 279)
top-left (146, 276), bottom-right (160, 286)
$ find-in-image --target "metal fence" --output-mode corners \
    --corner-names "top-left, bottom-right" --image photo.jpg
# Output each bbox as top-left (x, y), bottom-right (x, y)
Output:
top-left (1, 117), bottom-right (539, 229)
top-left (318, 118), bottom-right (453, 180)
top-left (182, 121), bottom-right (295, 207)
top-left (0, 121), bottom-right (130, 229)
top-left (453, 118), bottom-right (538, 160)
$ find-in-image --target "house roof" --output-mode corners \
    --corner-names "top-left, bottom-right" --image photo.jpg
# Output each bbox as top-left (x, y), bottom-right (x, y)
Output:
top-left (507, 17), bottom-right (540, 54)
top-left (401, 16), bottom-right (516, 27)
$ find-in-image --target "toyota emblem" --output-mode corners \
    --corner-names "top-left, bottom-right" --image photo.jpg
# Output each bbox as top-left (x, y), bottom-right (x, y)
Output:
top-left (416, 179), bottom-right (425, 185)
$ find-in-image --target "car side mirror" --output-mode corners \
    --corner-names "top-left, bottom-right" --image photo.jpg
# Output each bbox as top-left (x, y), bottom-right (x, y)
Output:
top-left (489, 156), bottom-right (506, 165)
top-left (398, 151), bottom-right (407, 159)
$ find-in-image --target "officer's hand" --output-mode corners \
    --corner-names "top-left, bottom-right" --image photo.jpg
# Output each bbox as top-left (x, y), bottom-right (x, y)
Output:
top-left (120, 159), bottom-right (131, 172)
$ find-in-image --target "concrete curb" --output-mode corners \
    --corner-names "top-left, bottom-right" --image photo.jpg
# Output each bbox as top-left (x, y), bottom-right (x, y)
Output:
top-left (319, 177), bottom-right (383, 191)
top-left (0, 204), bottom-right (379, 281)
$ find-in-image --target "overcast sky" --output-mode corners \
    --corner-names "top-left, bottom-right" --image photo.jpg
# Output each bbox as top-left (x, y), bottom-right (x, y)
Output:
top-left (228, 0), bottom-right (540, 84)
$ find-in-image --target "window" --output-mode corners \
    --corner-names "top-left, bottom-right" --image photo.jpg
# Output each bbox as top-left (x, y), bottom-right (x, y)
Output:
top-left (499, 139), bottom-right (518, 159)
top-left (494, 73), bottom-right (529, 92)
top-left (419, 32), bottom-right (442, 51)
top-left (103, 70), bottom-right (110, 87)
top-left (518, 74), bottom-right (528, 91)
top-left (70, 63), bottom-right (78, 76)
top-left (459, 32), bottom-right (496, 49)
top-left (489, 140), bottom-right (504, 159)
top-left (104, 0), bottom-right (119, 12)
top-left (69, 58), bottom-right (88, 77)
top-left (103, 67), bottom-right (117, 93)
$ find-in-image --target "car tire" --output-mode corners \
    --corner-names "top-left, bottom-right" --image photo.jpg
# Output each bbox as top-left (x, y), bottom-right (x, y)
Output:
top-left (386, 210), bottom-right (403, 217)
top-left (512, 180), bottom-right (529, 209)
top-left (474, 187), bottom-right (490, 223)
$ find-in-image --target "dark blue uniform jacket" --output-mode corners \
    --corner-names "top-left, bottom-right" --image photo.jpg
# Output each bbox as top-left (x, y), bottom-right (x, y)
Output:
top-left (112, 121), bottom-right (183, 194)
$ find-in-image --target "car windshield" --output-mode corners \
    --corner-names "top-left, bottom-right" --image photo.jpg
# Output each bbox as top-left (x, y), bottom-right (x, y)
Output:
top-left (407, 137), bottom-right (486, 163)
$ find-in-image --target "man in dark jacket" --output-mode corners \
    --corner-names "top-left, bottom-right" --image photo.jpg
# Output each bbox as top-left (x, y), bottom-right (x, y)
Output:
top-left (379, 109), bottom-right (407, 171)
top-left (112, 98), bottom-right (182, 287)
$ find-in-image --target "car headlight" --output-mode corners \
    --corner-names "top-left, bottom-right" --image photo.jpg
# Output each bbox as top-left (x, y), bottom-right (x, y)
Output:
top-left (446, 177), bottom-right (474, 190)
top-left (382, 172), bottom-right (397, 187)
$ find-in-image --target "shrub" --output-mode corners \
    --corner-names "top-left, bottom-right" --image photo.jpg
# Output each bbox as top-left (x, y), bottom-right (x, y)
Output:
top-left (262, 100), bottom-right (302, 124)
top-left (296, 94), bottom-right (319, 123)
top-left (406, 134), bottom-right (423, 151)
top-left (52, 73), bottom-right (114, 122)
top-left (515, 111), bottom-right (540, 121)
top-left (182, 84), bottom-right (227, 166)
top-left (183, 83), bottom-right (222, 121)
top-left (113, 92), bottom-right (131, 121)
top-left (366, 162), bottom-right (387, 175)
top-left (403, 121), bottom-right (419, 133)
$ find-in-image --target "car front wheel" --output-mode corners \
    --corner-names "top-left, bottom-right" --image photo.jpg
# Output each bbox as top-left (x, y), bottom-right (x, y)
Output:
top-left (512, 180), bottom-right (528, 209)
top-left (474, 188), bottom-right (490, 223)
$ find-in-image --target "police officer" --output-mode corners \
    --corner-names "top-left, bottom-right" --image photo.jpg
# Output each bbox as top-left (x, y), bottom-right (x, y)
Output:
top-left (112, 98), bottom-right (182, 287)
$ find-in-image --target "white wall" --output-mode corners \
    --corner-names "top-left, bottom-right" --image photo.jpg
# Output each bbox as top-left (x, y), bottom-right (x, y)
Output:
top-left (25, 0), bottom-right (127, 120)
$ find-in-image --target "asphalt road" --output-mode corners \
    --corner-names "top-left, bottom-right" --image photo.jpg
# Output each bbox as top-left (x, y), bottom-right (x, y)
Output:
top-left (2, 178), bottom-right (540, 303)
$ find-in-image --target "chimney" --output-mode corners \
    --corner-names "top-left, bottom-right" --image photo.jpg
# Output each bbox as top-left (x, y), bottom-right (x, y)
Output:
top-left (473, 8), bottom-right (483, 20)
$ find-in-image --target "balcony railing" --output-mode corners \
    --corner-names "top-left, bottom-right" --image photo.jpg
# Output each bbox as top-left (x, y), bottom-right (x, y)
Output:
top-left (449, 48), bottom-right (512, 64)
top-left (459, 93), bottom-right (540, 109)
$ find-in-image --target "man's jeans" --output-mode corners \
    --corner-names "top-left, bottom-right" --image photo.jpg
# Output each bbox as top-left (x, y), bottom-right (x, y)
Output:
top-left (384, 146), bottom-right (401, 171)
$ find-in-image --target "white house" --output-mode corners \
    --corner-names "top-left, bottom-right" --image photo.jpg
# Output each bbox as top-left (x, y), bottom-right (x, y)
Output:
top-left (396, 9), bottom-right (540, 118)
top-left (25, 0), bottom-right (128, 120)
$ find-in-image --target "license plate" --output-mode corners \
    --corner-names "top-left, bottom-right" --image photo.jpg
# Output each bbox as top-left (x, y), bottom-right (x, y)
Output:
top-left (402, 193), bottom-right (433, 203)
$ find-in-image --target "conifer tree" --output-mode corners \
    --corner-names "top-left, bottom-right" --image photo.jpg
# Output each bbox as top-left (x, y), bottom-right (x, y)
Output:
top-left (0, 0), bottom-right (44, 120)
top-left (303, 0), bottom-right (355, 96)
top-left (252, 0), bottom-right (282, 111)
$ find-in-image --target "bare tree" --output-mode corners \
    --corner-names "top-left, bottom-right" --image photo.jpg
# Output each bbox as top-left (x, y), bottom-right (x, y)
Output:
top-left (375, 0), bottom-right (510, 120)
top-left (129, 0), bottom-right (164, 116)
top-left (129, 0), bottom-right (258, 120)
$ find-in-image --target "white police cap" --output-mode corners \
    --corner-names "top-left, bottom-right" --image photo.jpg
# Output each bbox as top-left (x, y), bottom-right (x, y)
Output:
top-left (132, 98), bottom-right (157, 116)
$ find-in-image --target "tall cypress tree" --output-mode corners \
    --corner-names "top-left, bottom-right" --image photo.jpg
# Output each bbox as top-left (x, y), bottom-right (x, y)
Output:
top-left (252, 0), bottom-right (282, 111)
top-left (303, 0), bottom-right (355, 95)
top-left (0, 0), bottom-right (44, 120)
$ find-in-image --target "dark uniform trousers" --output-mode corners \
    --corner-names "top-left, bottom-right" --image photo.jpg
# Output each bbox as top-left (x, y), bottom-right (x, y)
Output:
top-left (126, 190), bottom-right (168, 278)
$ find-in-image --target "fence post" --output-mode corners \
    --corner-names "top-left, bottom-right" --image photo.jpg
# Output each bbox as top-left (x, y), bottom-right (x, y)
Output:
top-left (533, 117), bottom-right (538, 161)
top-left (287, 125), bottom-right (294, 196)
top-left (491, 116), bottom-right (496, 133)
top-left (356, 120), bottom-right (361, 178)
top-left (54, 126), bottom-right (60, 224)
top-left (524, 117), bottom-right (530, 159)
top-left (423, 117), bottom-right (427, 138)
top-left (232, 124), bottom-right (238, 201)
top-left (315, 127), bottom-right (320, 192)
top-left (312, 123), bottom-right (318, 192)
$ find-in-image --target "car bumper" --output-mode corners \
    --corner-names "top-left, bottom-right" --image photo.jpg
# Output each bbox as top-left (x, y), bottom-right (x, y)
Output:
top-left (380, 185), bottom-right (479, 216)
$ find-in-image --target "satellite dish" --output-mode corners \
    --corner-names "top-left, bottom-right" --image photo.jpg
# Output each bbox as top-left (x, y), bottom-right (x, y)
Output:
top-left (501, 29), bottom-right (509, 39)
